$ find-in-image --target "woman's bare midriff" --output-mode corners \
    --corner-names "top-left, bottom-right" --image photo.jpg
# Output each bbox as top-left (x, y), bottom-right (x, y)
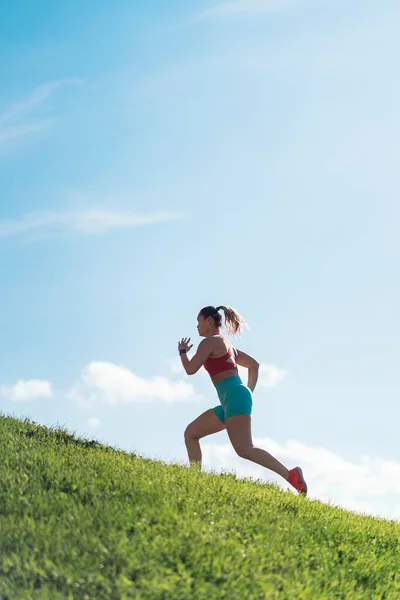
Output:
top-left (211, 369), bottom-right (240, 386)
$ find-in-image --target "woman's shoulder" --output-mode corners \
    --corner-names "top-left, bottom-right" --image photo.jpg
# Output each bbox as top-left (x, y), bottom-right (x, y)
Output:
top-left (209, 335), bottom-right (233, 358)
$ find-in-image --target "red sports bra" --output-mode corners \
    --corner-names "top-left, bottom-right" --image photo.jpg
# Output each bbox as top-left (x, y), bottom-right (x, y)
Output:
top-left (203, 347), bottom-right (238, 377)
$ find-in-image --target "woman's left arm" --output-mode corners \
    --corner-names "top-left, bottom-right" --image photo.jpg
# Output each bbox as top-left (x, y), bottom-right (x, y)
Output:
top-left (178, 338), bottom-right (215, 375)
top-left (235, 348), bottom-right (260, 392)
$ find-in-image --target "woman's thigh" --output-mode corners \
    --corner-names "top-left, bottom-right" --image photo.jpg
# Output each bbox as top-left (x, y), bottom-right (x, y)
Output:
top-left (185, 408), bottom-right (226, 439)
top-left (225, 415), bottom-right (253, 454)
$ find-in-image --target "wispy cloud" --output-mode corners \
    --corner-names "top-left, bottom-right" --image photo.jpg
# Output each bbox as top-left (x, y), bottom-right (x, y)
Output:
top-left (202, 438), bottom-right (400, 522)
top-left (0, 79), bottom-right (80, 125)
top-left (0, 379), bottom-right (53, 402)
top-left (0, 79), bottom-right (81, 146)
top-left (68, 361), bottom-right (199, 408)
top-left (87, 417), bottom-right (101, 429)
top-left (0, 120), bottom-right (55, 145)
top-left (0, 209), bottom-right (181, 239)
top-left (197, 0), bottom-right (295, 20)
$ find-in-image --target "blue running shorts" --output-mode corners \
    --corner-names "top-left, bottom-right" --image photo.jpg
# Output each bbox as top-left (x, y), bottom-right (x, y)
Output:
top-left (213, 376), bottom-right (253, 424)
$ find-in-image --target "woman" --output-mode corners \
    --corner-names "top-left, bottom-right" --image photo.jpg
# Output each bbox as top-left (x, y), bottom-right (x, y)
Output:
top-left (179, 305), bottom-right (307, 495)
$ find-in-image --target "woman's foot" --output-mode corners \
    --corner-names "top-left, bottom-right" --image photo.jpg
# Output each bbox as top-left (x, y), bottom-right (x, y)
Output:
top-left (288, 467), bottom-right (308, 496)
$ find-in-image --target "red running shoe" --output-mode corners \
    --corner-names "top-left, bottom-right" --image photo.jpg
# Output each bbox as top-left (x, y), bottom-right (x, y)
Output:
top-left (288, 467), bottom-right (308, 496)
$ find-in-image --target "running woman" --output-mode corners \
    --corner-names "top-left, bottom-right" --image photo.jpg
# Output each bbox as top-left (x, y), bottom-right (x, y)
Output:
top-left (179, 305), bottom-right (307, 495)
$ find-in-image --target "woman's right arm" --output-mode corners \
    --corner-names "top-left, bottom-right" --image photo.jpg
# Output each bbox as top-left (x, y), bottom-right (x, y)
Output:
top-left (235, 349), bottom-right (260, 392)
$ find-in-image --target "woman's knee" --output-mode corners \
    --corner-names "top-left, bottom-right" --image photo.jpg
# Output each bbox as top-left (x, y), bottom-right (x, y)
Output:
top-left (184, 423), bottom-right (198, 442)
top-left (233, 444), bottom-right (253, 460)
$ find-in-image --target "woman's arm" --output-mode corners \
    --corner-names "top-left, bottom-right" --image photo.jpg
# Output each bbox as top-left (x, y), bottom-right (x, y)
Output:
top-left (178, 337), bottom-right (216, 375)
top-left (235, 349), bottom-right (260, 392)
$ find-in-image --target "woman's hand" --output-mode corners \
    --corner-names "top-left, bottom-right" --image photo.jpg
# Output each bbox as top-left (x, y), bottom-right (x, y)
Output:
top-left (178, 337), bottom-right (193, 353)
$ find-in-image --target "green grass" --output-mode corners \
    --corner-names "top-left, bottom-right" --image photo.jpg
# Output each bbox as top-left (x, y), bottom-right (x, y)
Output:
top-left (0, 414), bottom-right (399, 600)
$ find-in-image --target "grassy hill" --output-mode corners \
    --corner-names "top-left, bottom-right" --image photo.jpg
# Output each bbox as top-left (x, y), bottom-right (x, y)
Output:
top-left (0, 414), bottom-right (399, 600)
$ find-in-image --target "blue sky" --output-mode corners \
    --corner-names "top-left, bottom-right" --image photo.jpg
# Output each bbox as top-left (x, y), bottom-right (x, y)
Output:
top-left (1, 0), bottom-right (400, 520)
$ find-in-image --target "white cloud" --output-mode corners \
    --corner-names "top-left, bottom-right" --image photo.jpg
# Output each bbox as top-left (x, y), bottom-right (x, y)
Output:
top-left (238, 363), bottom-right (287, 387)
top-left (87, 417), bottom-right (101, 429)
top-left (0, 79), bottom-right (81, 147)
top-left (201, 438), bottom-right (400, 522)
top-left (69, 361), bottom-right (199, 407)
top-left (198, 0), bottom-right (294, 20)
top-left (259, 363), bottom-right (287, 387)
top-left (0, 379), bottom-right (53, 402)
top-left (166, 356), bottom-right (185, 375)
top-left (0, 209), bottom-right (181, 239)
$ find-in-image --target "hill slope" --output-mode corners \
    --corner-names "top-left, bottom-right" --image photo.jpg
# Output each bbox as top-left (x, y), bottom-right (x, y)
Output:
top-left (0, 414), bottom-right (399, 600)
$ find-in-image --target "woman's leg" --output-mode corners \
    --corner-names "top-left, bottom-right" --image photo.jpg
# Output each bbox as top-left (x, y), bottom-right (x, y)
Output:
top-left (225, 415), bottom-right (289, 481)
top-left (184, 408), bottom-right (225, 468)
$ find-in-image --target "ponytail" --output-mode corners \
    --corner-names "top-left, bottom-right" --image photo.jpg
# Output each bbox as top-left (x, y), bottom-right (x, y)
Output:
top-left (216, 305), bottom-right (247, 336)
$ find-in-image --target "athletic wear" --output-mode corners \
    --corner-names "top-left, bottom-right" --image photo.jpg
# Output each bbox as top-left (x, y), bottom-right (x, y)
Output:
top-left (288, 467), bottom-right (308, 496)
top-left (212, 376), bottom-right (252, 424)
top-left (204, 348), bottom-right (238, 377)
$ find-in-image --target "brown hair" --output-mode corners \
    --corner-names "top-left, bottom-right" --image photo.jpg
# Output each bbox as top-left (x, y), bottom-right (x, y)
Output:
top-left (199, 305), bottom-right (247, 336)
